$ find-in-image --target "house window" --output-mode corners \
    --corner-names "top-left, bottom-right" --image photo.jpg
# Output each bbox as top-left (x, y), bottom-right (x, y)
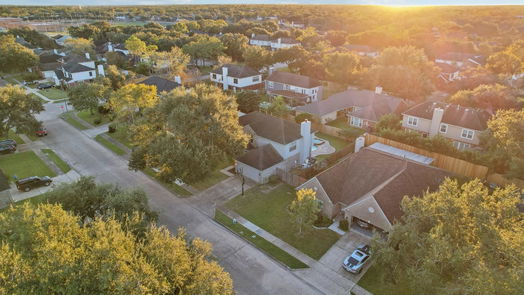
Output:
top-left (284, 84), bottom-right (290, 90)
top-left (89, 72), bottom-right (93, 77)
top-left (350, 116), bottom-right (362, 128)
top-left (252, 76), bottom-right (260, 82)
top-left (439, 123), bottom-right (448, 133)
top-left (461, 129), bottom-right (474, 140)
top-left (267, 81), bottom-right (274, 88)
top-left (289, 143), bottom-right (297, 152)
top-left (212, 73), bottom-right (217, 79)
top-left (407, 116), bottom-right (418, 127)
top-left (233, 78), bottom-right (238, 84)
top-left (453, 141), bottom-right (471, 150)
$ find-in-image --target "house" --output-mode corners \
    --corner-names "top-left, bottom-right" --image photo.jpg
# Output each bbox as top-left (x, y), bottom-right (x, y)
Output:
top-left (436, 63), bottom-right (461, 83)
top-left (41, 53), bottom-right (103, 85)
top-left (96, 42), bottom-right (130, 56)
top-left (137, 76), bottom-right (181, 94)
top-left (295, 87), bottom-right (410, 127)
top-left (249, 34), bottom-right (300, 50)
top-left (235, 112), bottom-right (313, 184)
top-left (402, 101), bottom-right (491, 150)
top-left (210, 64), bottom-right (263, 91)
top-left (53, 34), bottom-right (71, 46)
top-left (265, 71), bottom-right (323, 105)
top-left (343, 44), bottom-right (379, 57)
top-left (297, 147), bottom-right (452, 232)
top-left (435, 52), bottom-right (485, 68)
top-left (249, 34), bottom-right (271, 47)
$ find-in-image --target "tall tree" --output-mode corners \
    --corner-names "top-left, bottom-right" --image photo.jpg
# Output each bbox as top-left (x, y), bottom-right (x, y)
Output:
top-left (125, 35), bottom-right (158, 61)
top-left (105, 65), bottom-right (128, 90)
top-left (242, 46), bottom-right (272, 71)
top-left (0, 35), bottom-right (39, 73)
top-left (151, 46), bottom-right (190, 78)
top-left (220, 33), bottom-right (249, 61)
top-left (266, 96), bottom-right (289, 118)
top-left (448, 83), bottom-right (519, 110)
top-left (0, 85), bottom-right (43, 137)
top-left (289, 189), bottom-right (321, 235)
top-left (372, 179), bottom-right (523, 295)
top-left (68, 79), bottom-right (111, 114)
top-left (64, 37), bottom-right (95, 56)
top-left (323, 51), bottom-right (360, 84)
top-left (109, 83), bottom-right (159, 125)
top-left (182, 37), bottom-right (225, 66)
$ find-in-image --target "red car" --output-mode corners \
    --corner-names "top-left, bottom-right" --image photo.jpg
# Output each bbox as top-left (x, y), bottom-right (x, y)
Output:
top-left (36, 127), bottom-right (48, 137)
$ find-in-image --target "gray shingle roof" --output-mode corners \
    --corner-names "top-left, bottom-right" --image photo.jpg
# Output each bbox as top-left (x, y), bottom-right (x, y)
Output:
top-left (403, 102), bottom-right (491, 131)
top-left (138, 76), bottom-right (180, 94)
top-left (237, 144), bottom-right (283, 170)
top-left (63, 63), bottom-right (94, 73)
top-left (211, 64), bottom-right (259, 78)
top-left (240, 111), bottom-right (302, 145)
top-left (266, 71), bottom-right (321, 89)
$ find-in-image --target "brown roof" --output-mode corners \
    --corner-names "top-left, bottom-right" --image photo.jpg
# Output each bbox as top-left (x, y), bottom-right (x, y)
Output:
top-left (237, 144), bottom-right (283, 170)
top-left (239, 112), bottom-right (302, 145)
top-left (266, 71), bottom-right (321, 89)
top-left (310, 148), bottom-right (452, 223)
top-left (403, 102), bottom-right (491, 131)
top-left (211, 64), bottom-right (259, 78)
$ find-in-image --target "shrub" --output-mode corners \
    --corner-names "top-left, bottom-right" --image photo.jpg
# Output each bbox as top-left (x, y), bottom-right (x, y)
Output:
top-left (108, 124), bottom-right (116, 133)
top-left (93, 118), bottom-right (101, 125)
top-left (339, 219), bottom-right (349, 231)
top-left (313, 214), bottom-right (333, 227)
top-left (295, 112), bottom-right (313, 124)
top-left (98, 104), bottom-right (111, 114)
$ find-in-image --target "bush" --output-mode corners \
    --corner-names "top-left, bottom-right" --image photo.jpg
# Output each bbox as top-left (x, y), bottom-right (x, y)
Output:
top-left (108, 124), bottom-right (116, 133)
top-left (22, 71), bottom-right (42, 82)
top-left (339, 219), bottom-right (349, 231)
top-left (295, 113), bottom-right (313, 123)
top-left (313, 214), bottom-right (333, 227)
top-left (98, 105), bottom-right (111, 114)
top-left (93, 118), bottom-right (101, 125)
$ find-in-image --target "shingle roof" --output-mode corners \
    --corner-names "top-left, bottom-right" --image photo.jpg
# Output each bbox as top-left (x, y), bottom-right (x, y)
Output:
top-left (237, 144), bottom-right (283, 170)
top-left (39, 52), bottom-right (63, 63)
top-left (63, 63), bottom-right (94, 73)
top-left (266, 71), bottom-right (321, 89)
top-left (40, 62), bottom-right (61, 71)
top-left (403, 101), bottom-right (491, 131)
top-left (251, 34), bottom-right (270, 41)
top-left (240, 111), bottom-right (302, 145)
top-left (269, 89), bottom-right (309, 99)
top-left (137, 76), bottom-right (180, 94)
top-left (309, 148), bottom-right (451, 223)
top-left (211, 64), bottom-right (259, 78)
top-left (63, 54), bottom-right (90, 64)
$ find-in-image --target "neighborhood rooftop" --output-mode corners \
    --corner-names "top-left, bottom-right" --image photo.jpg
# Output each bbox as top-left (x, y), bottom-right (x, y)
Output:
top-left (236, 144), bottom-right (284, 170)
top-left (266, 71), bottom-right (322, 89)
top-left (211, 64), bottom-right (259, 78)
top-left (239, 111), bottom-right (302, 145)
top-left (137, 76), bottom-right (180, 93)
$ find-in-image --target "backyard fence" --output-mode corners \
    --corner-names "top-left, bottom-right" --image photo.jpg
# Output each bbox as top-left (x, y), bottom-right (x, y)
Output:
top-left (312, 123), bottom-right (347, 140)
top-left (364, 134), bottom-right (489, 179)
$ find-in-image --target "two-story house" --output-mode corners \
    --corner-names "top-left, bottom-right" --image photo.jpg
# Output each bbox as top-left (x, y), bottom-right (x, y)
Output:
top-left (270, 38), bottom-right (300, 50)
top-left (39, 52), bottom-right (102, 85)
top-left (249, 34), bottom-right (271, 47)
top-left (210, 64), bottom-right (263, 91)
top-left (249, 34), bottom-right (300, 50)
top-left (402, 102), bottom-right (491, 150)
top-left (235, 112), bottom-right (314, 184)
top-left (265, 71), bottom-right (323, 105)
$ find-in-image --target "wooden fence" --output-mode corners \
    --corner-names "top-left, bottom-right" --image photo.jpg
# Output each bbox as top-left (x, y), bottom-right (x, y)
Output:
top-left (364, 134), bottom-right (489, 179)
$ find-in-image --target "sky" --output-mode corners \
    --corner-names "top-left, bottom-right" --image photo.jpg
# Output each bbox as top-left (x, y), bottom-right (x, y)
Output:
top-left (0, 0), bottom-right (522, 6)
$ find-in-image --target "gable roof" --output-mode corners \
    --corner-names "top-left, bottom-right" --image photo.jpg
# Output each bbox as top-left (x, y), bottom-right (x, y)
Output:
top-left (63, 63), bottom-right (94, 73)
top-left (137, 76), bottom-right (180, 93)
top-left (305, 148), bottom-right (451, 223)
top-left (237, 144), bottom-right (283, 170)
top-left (239, 111), bottom-right (302, 145)
top-left (211, 64), bottom-right (259, 78)
top-left (266, 71), bottom-right (321, 89)
top-left (63, 54), bottom-right (90, 64)
top-left (39, 52), bottom-right (63, 64)
top-left (296, 89), bottom-right (409, 121)
top-left (251, 34), bottom-right (270, 41)
top-left (40, 62), bottom-right (62, 71)
top-left (403, 101), bottom-right (491, 131)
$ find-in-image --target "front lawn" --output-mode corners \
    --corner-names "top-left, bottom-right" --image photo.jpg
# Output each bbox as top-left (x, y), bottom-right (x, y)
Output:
top-left (41, 149), bottom-right (71, 173)
top-left (38, 88), bottom-right (68, 100)
top-left (190, 159), bottom-right (231, 191)
top-left (358, 264), bottom-right (414, 295)
top-left (77, 110), bottom-right (112, 126)
top-left (2, 130), bottom-right (25, 145)
top-left (225, 184), bottom-right (340, 260)
top-left (0, 151), bottom-right (56, 181)
top-left (61, 113), bottom-right (88, 130)
top-left (94, 135), bottom-right (126, 156)
top-left (215, 210), bottom-right (308, 269)
top-left (107, 124), bottom-right (133, 149)
top-left (143, 168), bottom-right (192, 197)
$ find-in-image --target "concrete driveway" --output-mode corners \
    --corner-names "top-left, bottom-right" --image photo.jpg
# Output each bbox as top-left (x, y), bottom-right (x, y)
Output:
top-left (319, 230), bottom-right (373, 282)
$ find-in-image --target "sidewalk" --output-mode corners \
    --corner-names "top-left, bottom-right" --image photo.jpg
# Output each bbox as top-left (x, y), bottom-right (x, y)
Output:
top-left (9, 170), bottom-right (82, 202)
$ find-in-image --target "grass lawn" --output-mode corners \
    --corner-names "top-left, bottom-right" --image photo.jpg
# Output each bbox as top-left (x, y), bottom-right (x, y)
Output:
top-left (215, 210), bottom-right (308, 269)
top-left (77, 110), bottom-right (112, 126)
top-left (226, 184), bottom-right (340, 260)
top-left (95, 135), bottom-right (126, 156)
top-left (326, 118), bottom-right (365, 137)
top-left (41, 149), bottom-right (71, 173)
top-left (107, 124), bottom-right (133, 149)
top-left (30, 93), bottom-right (47, 104)
top-left (190, 159), bottom-right (231, 191)
top-left (38, 88), bottom-right (68, 100)
top-left (1, 130), bottom-right (25, 145)
top-left (358, 264), bottom-right (413, 295)
top-left (0, 151), bottom-right (56, 181)
top-left (61, 113), bottom-right (88, 130)
top-left (143, 168), bottom-right (192, 197)
top-left (315, 132), bottom-right (352, 161)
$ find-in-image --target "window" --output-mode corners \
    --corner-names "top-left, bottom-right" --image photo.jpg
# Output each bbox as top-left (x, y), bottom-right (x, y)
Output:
top-left (350, 116), bottom-right (362, 127)
top-left (252, 76), bottom-right (260, 82)
top-left (267, 81), bottom-right (274, 88)
top-left (453, 141), bottom-right (471, 150)
top-left (233, 78), bottom-right (238, 84)
top-left (284, 84), bottom-right (290, 90)
top-left (212, 73), bottom-right (217, 79)
top-left (89, 72), bottom-right (93, 77)
top-left (461, 129), bottom-right (474, 140)
top-left (407, 116), bottom-right (418, 126)
top-left (302, 89), bottom-right (306, 94)
top-left (439, 123), bottom-right (448, 133)
top-left (289, 143), bottom-right (297, 152)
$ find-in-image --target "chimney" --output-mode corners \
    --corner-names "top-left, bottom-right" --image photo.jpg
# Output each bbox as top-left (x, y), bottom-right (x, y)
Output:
top-left (277, 38), bottom-right (282, 44)
top-left (222, 66), bottom-right (229, 90)
top-left (174, 75), bottom-right (182, 84)
top-left (354, 136), bottom-right (365, 153)
top-left (299, 120), bottom-right (312, 164)
top-left (429, 107), bottom-right (444, 137)
top-left (97, 64), bottom-right (105, 77)
top-left (53, 49), bottom-right (58, 54)
top-left (375, 86), bottom-right (382, 95)
top-left (251, 33), bottom-right (255, 38)
top-left (268, 67), bottom-right (274, 76)
top-left (108, 42), bottom-right (113, 52)
top-left (85, 52), bottom-right (90, 60)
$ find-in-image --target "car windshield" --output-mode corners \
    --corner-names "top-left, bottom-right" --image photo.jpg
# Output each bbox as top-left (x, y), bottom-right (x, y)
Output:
top-left (347, 257), bottom-right (359, 266)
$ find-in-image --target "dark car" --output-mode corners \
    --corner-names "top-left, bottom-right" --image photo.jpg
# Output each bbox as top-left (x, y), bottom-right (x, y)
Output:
top-left (36, 127), bottom-right (48, 137)
top-left (0, 139), bottom-right (17, 148)
top-left (37, 83), bottom-right (54, 90)
top-left (343, 245), bottom-right (371, 274)
top-left (0, 144), bottom-right (16, 154)
top-left (15, 176), bottom-right (52, 192)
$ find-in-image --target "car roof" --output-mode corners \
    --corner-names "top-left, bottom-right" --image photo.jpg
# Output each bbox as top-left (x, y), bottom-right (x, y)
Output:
top-left (351, 250), bottom-right (368, 261)
top-left (17, 176), bottom-right (40, 182)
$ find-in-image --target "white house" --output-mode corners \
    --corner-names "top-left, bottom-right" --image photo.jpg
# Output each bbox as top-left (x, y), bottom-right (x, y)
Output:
top-left (235, 112), bottom-right (313, 184)
top-left (270, 38), bottom-right (300, 50)
top-left (249, 34), bottom-right (271, 47)
top-left (210, 64), bottom-right (263, 91)
top-left (265, 70), bottom-right (323, 105)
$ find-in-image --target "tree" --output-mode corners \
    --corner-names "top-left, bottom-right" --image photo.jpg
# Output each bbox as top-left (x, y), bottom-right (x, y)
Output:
top-left (0, 85), bottom-right (43, 138)
top-left (372, 179), bottom-right (523, 295)
top-left (125, 35), bottom-right (158, 61)
top-left (295, 112), bottom-right (313, 123)
top-left (182, 37), bottom-right (225, 66)
top-left (129, 84), bottom-right (248, 183)
top-left (105, 65), bottom-right (127, 90)
top-left (151, 46), bottom-right (190, 78)
top-left (272, 46), bottom-right (310, 73)
top-left (325, 30), bottom-right (347, 47)
top-left (105, 51), bottom-right (129, 69)
top-left (220, 33), bottom-right (249, 61)
top-left (109, 83), bottom-right (159, 125)
top-left (0, 203), bottom-right (233, 294)
top-left (322, 51), bottom-right (360, 84)
top-left (266, 96), bottom-right (289, 118)
top-left (64, 37), bottom-right (95, 55)
top-left (486, 51), bottom-right (523, 75)
top-left (68, 80), bottom-right (110, 114)
top-left (236, 91), bottom-right (262, 113)
top-left (242, 46), bottom-right (272, 70)
top-left (448, 84), bottom-right (519, 110)
top-left (375, 113), bottom-right (402, 132)
top-left (289, 189), bottom-right (321, 235)
top-left (0, 35), bottom-right (38, 73)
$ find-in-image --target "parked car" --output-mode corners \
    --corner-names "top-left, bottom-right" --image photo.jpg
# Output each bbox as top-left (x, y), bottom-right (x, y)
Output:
top-left (15, 176), bottom-right (52, 192)
top-left (36, 127), bottom-right (48, 137)
top-left (0, 144), bottom-right (16, 154)
top-left (0, 139), bottom-right (17, 147)
top-left (343, 245), bottom-right (371, 274)
top-left (37, 82), bottom-right (54, 90)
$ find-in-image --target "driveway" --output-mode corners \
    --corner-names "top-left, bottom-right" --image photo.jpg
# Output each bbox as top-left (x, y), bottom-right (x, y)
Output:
top-left (34, 103), bottom-right (322, 295)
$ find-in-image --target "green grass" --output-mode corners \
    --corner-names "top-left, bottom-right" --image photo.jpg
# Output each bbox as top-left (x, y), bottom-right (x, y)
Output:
top-left (326, 118), bottom-right (366, 137)
top-left (2, 130), bottom-right (25, 145)
top-left (0, 151), bottom-right (56, 182)
top-left (107, 124), bottom-right (133, 149)
top-left (143, 168), bottom-right (192, 197)
top-left (215, 210), bottom-right (309, 269)
top-left (190, 159), bottom-right (231, 191)
top-left (61, 113), bottom-right (88, 130)
top-left (358, 264), bottom-right (414, 295)
top-left (226, 184), bottom-right (340, 260)
top-left (315, 132), bottom-right (352, 161)
top-left (30, 93), bottom-right (47, 104)
top-left (77, 110), bottom-right (112, 126)
top-left (94, 135), bottom-right (126, 156)
top-left (38, 88), bottom-right (68, 100)
top-left (41, 149), bottom-right (71, 173)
